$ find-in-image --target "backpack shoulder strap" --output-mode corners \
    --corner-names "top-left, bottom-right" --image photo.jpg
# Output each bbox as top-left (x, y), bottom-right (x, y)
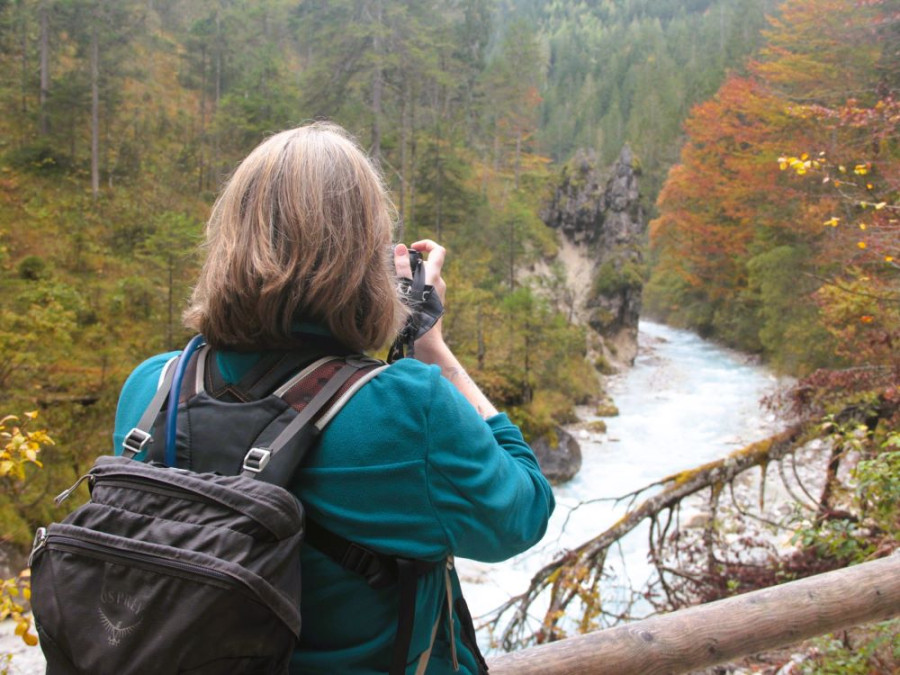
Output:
top-left (244, 353), bottom-right (449, 675)
top-left (121, 355), bottom-right (179, 458)
top-left (240, 355), bottom-right (387, 479)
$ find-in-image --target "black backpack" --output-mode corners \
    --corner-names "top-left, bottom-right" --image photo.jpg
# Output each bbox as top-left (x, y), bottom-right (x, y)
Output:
top-left (29, 337), bottom-right (446, 675)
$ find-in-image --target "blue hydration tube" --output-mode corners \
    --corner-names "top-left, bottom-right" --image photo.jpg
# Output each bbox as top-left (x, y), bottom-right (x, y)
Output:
top-left (164, 334), bottom-right (206, 467)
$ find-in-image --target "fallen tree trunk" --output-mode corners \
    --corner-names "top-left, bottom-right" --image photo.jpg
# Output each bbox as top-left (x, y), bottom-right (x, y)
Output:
top-left (488, 553), bottom-right (900, 675)
top-left (489, 424), bottom-right (809, 648)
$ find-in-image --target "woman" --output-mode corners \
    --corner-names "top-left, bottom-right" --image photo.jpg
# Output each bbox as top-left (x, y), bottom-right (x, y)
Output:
top-left (113, 122), bottom-right (555, 674)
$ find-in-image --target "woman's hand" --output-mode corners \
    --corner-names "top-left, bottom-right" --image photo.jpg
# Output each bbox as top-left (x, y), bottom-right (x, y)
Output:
top-left (393, 239), bottom-right (446, 303)
top-left (393, 241), bottom-right (498, 419)
top-left (393, 240), bottom-right (446, 357)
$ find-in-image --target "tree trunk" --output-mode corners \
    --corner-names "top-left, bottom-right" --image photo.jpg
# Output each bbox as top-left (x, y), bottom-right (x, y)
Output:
top-left (489, 555), bottom-right (900, 675)
top-left (198, 44), bottom-right (207, 193)
top-left (523, 328), bottom-right (532, 404)
top-left (514, 129), bottom-right (522, 190)
top-left (435, 138), bottom-right (443, 241)
top-left (407, 87), bottom-right (418, 238)
top-left (39, 0), bottom-right (50, 135)
top-left (90, 14), bottom-right (100, 201)
top-left (508, 214), bottom-right (516, 291)
top-left (477, 305), bottom-right (485, 371)
top-left (105, 103), bottom-right (112, 187)
top-left (817, 442), bottom-right (843, 520)
top-left (370, 0), bottom-right (383, 165)
top-left (167, 258), bottom-right (174, 350)
top-left (489, 425), bottom-right (809, 649)
top-left (19, 0), bottom-right (28, 115)
top-left (398, 78), bottom-right (411, 242)
top-left (213, 8), bottom-right (221, 186)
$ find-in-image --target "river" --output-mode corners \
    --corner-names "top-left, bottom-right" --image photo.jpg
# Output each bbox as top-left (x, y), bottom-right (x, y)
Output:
top-left (457, 319), bottom-right (790, 647)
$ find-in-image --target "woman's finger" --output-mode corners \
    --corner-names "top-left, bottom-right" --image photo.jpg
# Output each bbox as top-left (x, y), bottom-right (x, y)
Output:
top-left (393, 243), bottom-right (412, 278)
top-left (410, 239), bottom-right (446, 285)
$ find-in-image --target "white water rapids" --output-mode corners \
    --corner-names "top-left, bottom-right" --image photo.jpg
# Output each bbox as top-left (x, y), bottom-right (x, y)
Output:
top-left (457, 320), bottom-right (791, 650)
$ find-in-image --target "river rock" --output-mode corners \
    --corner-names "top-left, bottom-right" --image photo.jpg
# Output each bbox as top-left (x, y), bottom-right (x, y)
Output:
top-left (585, 419), bottom-right (607, 434)
top-left (594, 401), bottom-right (620, 417)
top-left (532, 426), bottom-right (582, 485)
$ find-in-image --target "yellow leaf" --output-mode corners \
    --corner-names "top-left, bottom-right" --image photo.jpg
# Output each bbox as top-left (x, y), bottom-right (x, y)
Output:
top-left (24, 411), bottom-right (38, 420)
top-left (858, 241), bottom-right (867, 249)
top-left (875, 202), bottom-right (887, 210)
top-left (859, 223), bottom-right (867, 230)
top-left (23, 632), bottom-right (38, 647)
top-left (886, 256), bottom-right (895, 262)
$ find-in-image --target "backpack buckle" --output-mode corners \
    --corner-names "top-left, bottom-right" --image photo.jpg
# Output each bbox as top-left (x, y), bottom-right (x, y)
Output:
top-left (340, 543), bottom-right (395, 589)
top-left (242, 447), bottom-right (272, 474)
top-left (122, 428), bottom-right (152, 457)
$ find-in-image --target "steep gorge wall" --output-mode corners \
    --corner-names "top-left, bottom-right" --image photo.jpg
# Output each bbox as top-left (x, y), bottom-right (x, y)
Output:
top-left (538, 146), bottom-right (647, 370)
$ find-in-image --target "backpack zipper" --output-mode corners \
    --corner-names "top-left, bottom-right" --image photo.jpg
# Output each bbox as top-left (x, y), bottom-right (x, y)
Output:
top-left (91, 470), bottom-right (302, 536)
top-left (97, 478), bottom-right (224, 507)
top-left (29, 527), bottom-right (48, 567)
top-left (31, 524), bottom-right (302, 638)
top-left (36, 531), bottom-right (244, 591)
top-left (53, 473), bottom-right (95, 506)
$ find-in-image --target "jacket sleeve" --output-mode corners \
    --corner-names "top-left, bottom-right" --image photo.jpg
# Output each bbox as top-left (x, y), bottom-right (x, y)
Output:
top-left (422, 369), bottom-right (555, 562)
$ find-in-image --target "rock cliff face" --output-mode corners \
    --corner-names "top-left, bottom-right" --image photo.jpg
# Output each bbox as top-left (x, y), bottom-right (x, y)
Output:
top-left (540, 146), bottom-right (646, 369)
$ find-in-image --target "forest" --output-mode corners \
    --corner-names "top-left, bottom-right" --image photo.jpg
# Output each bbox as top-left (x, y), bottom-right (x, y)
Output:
top-left (1, 0), bottom-right (898, 671)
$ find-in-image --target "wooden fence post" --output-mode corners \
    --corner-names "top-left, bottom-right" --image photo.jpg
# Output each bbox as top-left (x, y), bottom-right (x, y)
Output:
top-left (488, 553), bottom-right (900, 675)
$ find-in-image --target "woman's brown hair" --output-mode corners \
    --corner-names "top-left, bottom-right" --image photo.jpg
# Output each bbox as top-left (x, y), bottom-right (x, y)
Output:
top-left (183, 122), bottom-right (406, 352)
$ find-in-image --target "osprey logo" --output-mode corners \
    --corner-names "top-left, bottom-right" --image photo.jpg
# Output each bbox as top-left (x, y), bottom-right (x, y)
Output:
top-left (98, 590), bottom-right (143, 646)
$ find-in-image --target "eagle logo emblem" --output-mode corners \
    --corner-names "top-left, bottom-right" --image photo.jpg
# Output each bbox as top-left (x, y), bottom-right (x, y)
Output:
top-left (98, 607), bottom-right (141, 646)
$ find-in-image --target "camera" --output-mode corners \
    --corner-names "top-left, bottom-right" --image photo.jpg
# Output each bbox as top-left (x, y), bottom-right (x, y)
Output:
top-left (408, 249), bottom-right (424, 281)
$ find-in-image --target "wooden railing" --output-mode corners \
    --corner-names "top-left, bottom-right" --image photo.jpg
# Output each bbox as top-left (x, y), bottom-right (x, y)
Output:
top-left (488, 553), bottom-right (900, 675)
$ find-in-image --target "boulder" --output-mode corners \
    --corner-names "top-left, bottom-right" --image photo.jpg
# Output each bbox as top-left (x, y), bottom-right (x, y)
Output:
top-left (532, 426), bottom-right (583, 485)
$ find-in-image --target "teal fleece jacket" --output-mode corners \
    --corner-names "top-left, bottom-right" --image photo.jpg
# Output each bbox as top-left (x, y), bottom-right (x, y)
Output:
top-left (113, 349), bottom-right (555, 674)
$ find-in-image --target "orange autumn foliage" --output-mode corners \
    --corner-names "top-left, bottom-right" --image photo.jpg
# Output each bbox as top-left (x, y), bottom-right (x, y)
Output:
top-left (648, 0), bottom-right (898, 372)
